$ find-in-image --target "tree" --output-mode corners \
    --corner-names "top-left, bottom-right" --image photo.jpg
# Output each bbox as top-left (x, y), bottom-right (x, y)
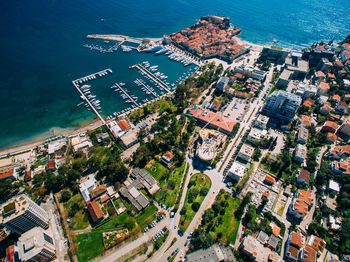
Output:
top-left (168, 180), bottom-right (176, 190)
top-left (191, 202), bottom-right (200, 212)
top-left (253, 147), bottom-right (262, 161)
top-left (125, 217), bottom-right (136, 230)
top-left (180, 206), bottom-right (187, 215)
top-left (261, 196), bottom-right (269, 206)
top-left (200, 187), bottom-right (209, 196)
top-left (69, 202), bottom-right (80, 217)
top-left (61, 190), bottom-right (71, 202)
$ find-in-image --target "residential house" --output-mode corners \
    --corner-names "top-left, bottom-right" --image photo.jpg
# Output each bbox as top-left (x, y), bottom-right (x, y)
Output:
top-left (288, 190), bottom-right (312, 220)
top-left (90, 185), bottom-right (107, 200)
top-left (237, 144), bottom-right (254, 162)
top-left (297, 169), bottom-right (310, 187)
top-left (296, 126), bottom-right (308, 144)
top-left (299, 245), bottom-right (317, 262)
top-left (327, 180), bottom-right (341, 193)
top-left (46, 159), bottom-right (56, 172)
top-left (337, 123), bottom-right (350, 141)
top-left (293, 144), bottom-right (307, 164)
top-left (335, 101), bottom-right (348, 114)
top-left (317, 82), bottom-right (330, 95)
top-left (300, 115), bottom-right (312, 128)
top-left (326, 133), bottom-right (338, 143)
top-left (87, 201), bottom-right (104, 224)
top-left (321, 121), bottom-right (339, 134)
top-left (255, 114), bottom-right (269, 130)
top-left (0, 168), bottom-right (16, 182)
top-left (308, 235), bottom-right (326, 257)
top-left (161, 151), bottom-right (175, 166)
top-left (285, 232), bottom-right (303, 262)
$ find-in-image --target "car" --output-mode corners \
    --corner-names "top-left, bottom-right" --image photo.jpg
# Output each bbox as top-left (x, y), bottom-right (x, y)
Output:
top-left (239, 237), bottom-right (243, 242)
top-left (184, 240), bottom-right (189, 246)
top-left (242, 226), bottom-right (245, 231)
top-left (180, 252), bottom-right (184, 259)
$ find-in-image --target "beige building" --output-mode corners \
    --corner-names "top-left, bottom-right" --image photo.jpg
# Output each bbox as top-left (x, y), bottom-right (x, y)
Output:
top-left (237, 144), bottom-right (255, 162)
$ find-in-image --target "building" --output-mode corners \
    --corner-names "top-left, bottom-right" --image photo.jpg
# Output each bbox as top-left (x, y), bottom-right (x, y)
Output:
top-left (17, 227), bottom-right (56, 262)
top-left (255, 115), bottom-right (269, 130)
top-left (47, 137), bottom-right (67, 155)
top-left (288, 190), bottom-right (312, 220)
top-left (240, 235), bottom-right (282, 262)
top-left (90, 185), bottom-right (107, 200)
top-left (336, 123), bottom-right (350, 141)
top-left (161, 151), bottom-right (175, 166)
top-left (0, 168), bottom-right (16, 182)
top-left (257, 231), bottom-right (269, 244)
top-left (189, 107), bottom-right (237, 135)
top-left (276, 69), bottom-right (293, 88)
top-left (284, 55), bottom-right (309, 79)
top-left (46, 160), bottom-right (56, 172)
top-left (264, 175), bottom-right (276, 185)
top-left (119, 184), bottom-right (149, 211)
top-left (335, 101), bottom-right (348, 114)
top-left (0, 194), bottom-right (49, 235)
top-left (248, 128), bottom-right (266, 143)
top-left (87, 201), bottom-right (104, 224)
top-left (186, 244), bottom-right (234, 262)
top-left (300, 115), bottom-right (312, 128)
top-left (327, 180), bottom-right (341, 193)
top-left (118, 119), bottom-right (131, 131)
top-left (234, 65), bottom-right (266, 81)
top-left (261, 45), bottom-right (290, 63)
top-left (295, 83), bottom-right (318, 100)
top-left (316, 57), bottom-right (332, 72)
top-left (71, 133), bottom-right (93, 152)
top-left (24, 170), bottom-right (32, 182)
top-left (299, 245), bottom-right (317, 262)
top-left (317, 82), bottom-right (330, 95)
top-left (196, 129), bottom-right (225, 164)
top-left (285, 232), bottom-right (303, 262)
top-left (217, 77), bottom-right (229, 92)
top-left (293, 144), bottom-right (307, 164)
top-left (237, 144), bottom-right (255, 162)
top-left (227, 161), bottom-right (246, 181)
top-left (96, 133), bottom-right (109, 143)
top-left (327, 145), bottom-right (350, 159)
top-left (262, 90), bottom-right (301, 123)
top-left (296, 126), bottom-right (308, 144)
top-left (130, 168), bottom-right (160, 195)
top-left (119, 130), bottom-right (139, 148)
top-left (321, 121), bottom-right (339, 134)
top-left (211, 99), bottom-right (222, 112)
top-left (308, 235), bottom-right (326, 257)
top-left (297, 169), bottom-right (311, 187)
top-left (267, 235), bottom-right (279, 250)
top-left (79, 176), bottom-right (97, 202)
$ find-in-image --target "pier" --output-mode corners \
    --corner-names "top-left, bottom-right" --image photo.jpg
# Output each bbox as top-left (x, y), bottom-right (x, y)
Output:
top-left (83, 41), bottom-right (125, 53)
top-left (137, 79), bottom-right (158, 97)
top-left (115, 83), bottom-right (139, 107)
top-left (72, 69), bottom-right (113, 125)
top-left (132, 64), bottom-right (172, 94)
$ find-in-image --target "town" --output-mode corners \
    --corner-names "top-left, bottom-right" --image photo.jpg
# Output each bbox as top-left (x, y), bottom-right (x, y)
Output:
top-left (0, 15), bottom-right (350, 262)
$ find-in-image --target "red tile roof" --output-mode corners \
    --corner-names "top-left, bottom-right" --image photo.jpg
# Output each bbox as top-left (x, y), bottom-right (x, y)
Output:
top-left (0, 168), bottom-right (14, 181)
top-left (90, 185), bottom-right (107, 199)
top-left (290, 232), bottom-right (303, 248)
top-left (264, 175), bottom-right (275, 184)
top-left (118, 120), bottom-right (131, 131)
top-left (87, 201), bottom-right (104, 223)
top-left (302, 245), bottom-right (317, 262)
top-left (299, 169), bottom-right (310, 185)
top-left (301, 115), bottom-right (312, 127)
top-left (163, 151), bottom-right (175, 161)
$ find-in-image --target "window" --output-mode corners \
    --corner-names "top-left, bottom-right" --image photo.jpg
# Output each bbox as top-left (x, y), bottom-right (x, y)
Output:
top-left (43, 233), bottom-right (54, 245)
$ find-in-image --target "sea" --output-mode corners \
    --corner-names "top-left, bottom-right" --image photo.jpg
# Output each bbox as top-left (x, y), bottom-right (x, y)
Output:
top-left (0, 0), bottom-right (349, 149)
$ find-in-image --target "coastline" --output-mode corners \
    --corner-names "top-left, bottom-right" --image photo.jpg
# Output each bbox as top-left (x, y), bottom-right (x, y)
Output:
top-left (0, 118), bottom-right (103, 157)
top-left (0, 34), bottom-right (292, 156)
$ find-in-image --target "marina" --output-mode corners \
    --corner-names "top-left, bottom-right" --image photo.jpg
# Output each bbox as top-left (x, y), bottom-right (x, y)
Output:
top-left (114, 83), bottom-right (139, 107)
top-left (134, 78), bottom-right (159, 97)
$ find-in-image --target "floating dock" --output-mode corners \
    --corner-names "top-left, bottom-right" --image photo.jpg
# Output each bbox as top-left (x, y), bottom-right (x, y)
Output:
top-left (136, 79), bottom-right (158, 97)
top-left (115, 83), bottom-right (139, 107)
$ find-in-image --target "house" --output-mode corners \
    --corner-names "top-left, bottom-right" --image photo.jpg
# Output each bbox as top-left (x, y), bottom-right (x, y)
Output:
top-left (118, 120), bottom-right (131, 131)
top-left (330, 158), bottom-right (350, 175)
top-left (321, 121), bottom-right (339, 134)
top-left (271, 224), bottom-right (281, 237)
top-left (317, 82), bottom-right (330, 95)
top-left (119, 130), bottom-right (139, 148)
top-left (288, 190), bottom-right (312, 220)
top-left (332, 95), bottom-right (341, 103)
top-left (257, 231), bottom-right (269, 244)
top-left (326, 132), bottom-right (338, 143)
top-left (79, 176), bottom-right (97, 202)
top-left (119, 184), bottom-right (149, 211)
top-left (24, 170), bottom-right (32, 182)
top-left (335, 101), bottom-right (348, 114)
top-left (296, 126), bottom-right (308, 144)
top-left (96, 133), bottom-right (109, 143)
top-left (161, 151), bottom-right (175, 166)
top-left (299, 245), bottom-right (317, 262)
top-left (0, 168), bottom-right (16, 182)
top-left (326, 145), bottom-right (350, 159)
top-left (337, 123), bottom-right (350, 141)
top-left (90, 185), bottom-right (107, 200)
top-left (217, 77), bottom-right (229, 92)
top-left (285, 232), bottom-right (303, 262)
top-left (211, 99), bottom-right (222, 112)
top-left (130, 168), bottom-right (160, 195)
top-left (308, 235), bottom-right (326, 257)
top-left (264, 175), bottom-right (276, 185)
top-left (46, 159), bottom-right (56, 172)
top-left (87, 201), bottom-right (104, 224)
top-left (300, 115), bottom-right (312, 128)
top-left (227, 161), bottom-right (246, 181)
top-left (237, 144), bottom-right (255, 162)
top-left (303, 98), bottom-right (314, 108)
top-left (267, 235), bottom-right (279, 250)
top-left (255, 114), bottom-right (269, 130)
top-left (314, 71), bottom-right (325, 81)
top-left (248, 128), bottom-right (266, 143)
top-left (297, 169), bottom-right (311, 187)
top-left (327, 72), bottom-right (336, 81)
top-left (293, 144), bottom-right (307, 164)
top-left (327, 180), bottom-right (341, 193)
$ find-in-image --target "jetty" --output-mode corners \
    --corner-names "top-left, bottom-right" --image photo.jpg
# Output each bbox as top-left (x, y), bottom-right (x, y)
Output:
top-left (131, 64), bottom-right (172, 94)
top-left (86, 34), bottom-right (162, 44)
top-left (137, 79), bottom-right (158, 97)
top-left (72, 69), bottom-right (113, 125)
top-left (115, 83), bottom-right (139, 107)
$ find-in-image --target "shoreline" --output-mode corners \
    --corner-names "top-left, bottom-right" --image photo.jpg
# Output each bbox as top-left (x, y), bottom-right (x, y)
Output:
top-left (0, 32), bottom-right (302, 155)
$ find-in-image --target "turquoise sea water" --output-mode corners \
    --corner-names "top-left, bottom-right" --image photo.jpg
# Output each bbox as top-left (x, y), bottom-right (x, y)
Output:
top-left (0, 0), bottom-right (349, 149)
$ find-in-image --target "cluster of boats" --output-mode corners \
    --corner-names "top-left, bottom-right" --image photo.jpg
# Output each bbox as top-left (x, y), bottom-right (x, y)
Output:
top-left (110, 83), bottom-right (139, 105)
top-left (145, 45), bottom-right (193, 66)
top-left (134, 78), bottom-right (159, 97)
top-left (121, 45), bottom-right (133, 52)
top-left (140, 61), bottom-right (169, 86)
top-left (83, 42), bottom-right (121, 53)
top-left (79, 85), bottom-right (101, 111)
top-left (74, 69), bottom-right (112, 85)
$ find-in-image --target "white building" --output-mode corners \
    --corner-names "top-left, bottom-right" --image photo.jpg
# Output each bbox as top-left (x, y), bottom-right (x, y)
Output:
top-left (17, 227), bottom-right (56, 262)
top-left (248, 128), bottom-right (266, 143)
top-left (255, 115), bottom-right (269, 130)
top-left (47, 137), bottom-right (67, 155)
top-left (296, 126), bottom-right (308, 145)
top-left (0, 194), bottom-right (49, 234)
top-left (237, 144), bottom-right (255, 162)
top-left (262, 90), bottom-right (301, 122)
top-left (70, 133), bottom-right (93, 152)
top-left (227, 161), bottom-right (246, 181)
top-left (79, 176), bottom-right (97, 202)
top-left (293, 144), bottom-right (307, 164)
top-left (295, 83), bottom-right (318, 100)
top-left (328, 180), bottom-right (341, 193)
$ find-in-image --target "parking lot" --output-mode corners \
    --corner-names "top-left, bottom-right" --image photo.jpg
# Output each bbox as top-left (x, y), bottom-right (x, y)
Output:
top-left (222, 98), bottom-right (250, 122)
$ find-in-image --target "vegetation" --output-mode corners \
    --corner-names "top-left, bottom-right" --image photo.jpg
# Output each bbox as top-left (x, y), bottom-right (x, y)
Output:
top-left (64, 193), bottom-right (89, 230)
top-left (179, 173), bottom-right (211, 232)
top-left (190, 191), bottom-right (241, 251)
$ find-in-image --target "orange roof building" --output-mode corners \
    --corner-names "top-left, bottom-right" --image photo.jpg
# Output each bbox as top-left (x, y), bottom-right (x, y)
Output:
top-left (332, 95), bottom-right (341, 102)
top-left (300, 115), bottom-right (312, 128)
top-left (321, 121), bottom-right (339, 133)
top-left (87, 201), bottom-right (104, 223)
top-left (264, 175), bottom-right (275, 185)
top-left (272, 225), bottom-right (281, 237)
top-left (90, 185), bottom-right (107, 199)
top-left (290, 232), bottom-right (303, 248)
top-left (300, 245), bottom-right (317, 262)
top-left (0, 168), bottom-right (15, 182)
top-left (326, 132), bottom-right (337, 143)
top-left (118, 120), bottom-right (131, 131)
top-left (189, 107), bottom-right (236, 134)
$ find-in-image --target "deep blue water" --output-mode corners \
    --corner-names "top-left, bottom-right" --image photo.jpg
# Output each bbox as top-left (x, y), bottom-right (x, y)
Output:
top-left (0, 0), bottom-right (349, 149)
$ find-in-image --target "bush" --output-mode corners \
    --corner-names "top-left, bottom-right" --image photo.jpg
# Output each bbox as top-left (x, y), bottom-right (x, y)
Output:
top-left (180, 206), bottom-right (187, 215)
top-left (168, 180), bottom-right (176, 190)
top-left (200, 187), bottom-right (209, 196)
top-left (61, 190), bottom-right (71, 202)
top-left (191, 202), bottom-right (200, 212)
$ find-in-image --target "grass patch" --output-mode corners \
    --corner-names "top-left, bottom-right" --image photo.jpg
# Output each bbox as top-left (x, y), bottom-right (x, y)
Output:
top-left (179, 173), bottom-right (211, 232)
top-left (136, 203), bottom-right (158, 229)
top-left (146, 161), bottom-right (186, 207)
top-left (93, 212), bottom-right (129, 230)
top-left (64, 194), bottom-right (89, 231)
top-left (277, 203), bottom-right (286, 216)
top-left (74, 231), bottom-right (104, 262)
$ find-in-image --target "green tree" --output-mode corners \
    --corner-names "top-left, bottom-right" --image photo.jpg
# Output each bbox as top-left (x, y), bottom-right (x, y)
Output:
top-left (191, 202), bottom-right (200, 212)
top-left (200, 187), bottom-right (209, 196)
top-left (61, 190), bottom-right (71, 202)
